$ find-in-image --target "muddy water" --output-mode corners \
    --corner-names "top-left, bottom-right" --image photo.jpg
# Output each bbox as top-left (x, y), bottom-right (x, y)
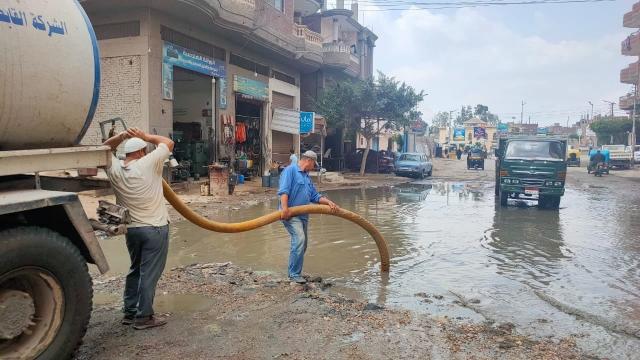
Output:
top-left (99, 180), bottom-right (640, 358)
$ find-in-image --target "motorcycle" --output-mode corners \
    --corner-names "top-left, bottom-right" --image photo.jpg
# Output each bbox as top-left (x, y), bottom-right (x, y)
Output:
top-left (593, 162), bottom-right (607, 177)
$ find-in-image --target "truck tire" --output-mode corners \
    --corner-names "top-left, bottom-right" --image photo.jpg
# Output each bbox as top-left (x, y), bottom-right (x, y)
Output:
top-left (0, 227), bottom-right (92, 360)
top-left (499, 190), bottom-right (509, 207)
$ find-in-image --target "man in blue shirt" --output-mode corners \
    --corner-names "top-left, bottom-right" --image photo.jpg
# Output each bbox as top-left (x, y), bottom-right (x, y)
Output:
top-left (278, 150), bottom-right (339, 283)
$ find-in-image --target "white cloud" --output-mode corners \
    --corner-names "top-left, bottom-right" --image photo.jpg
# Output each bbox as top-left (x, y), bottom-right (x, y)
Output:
top-left (365, 7), bottom-right (629, 125)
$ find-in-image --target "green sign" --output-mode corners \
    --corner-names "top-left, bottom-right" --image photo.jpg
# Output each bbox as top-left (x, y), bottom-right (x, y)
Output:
top-left (233, 75), bottom-right (268, 101)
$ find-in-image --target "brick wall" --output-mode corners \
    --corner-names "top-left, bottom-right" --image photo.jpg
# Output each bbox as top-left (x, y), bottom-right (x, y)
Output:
top-left (81, 55), bottom-right (143, 145)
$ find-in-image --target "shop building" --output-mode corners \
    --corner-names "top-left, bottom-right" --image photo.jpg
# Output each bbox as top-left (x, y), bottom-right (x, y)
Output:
top-left (79, 0), bottom-right (376, 177)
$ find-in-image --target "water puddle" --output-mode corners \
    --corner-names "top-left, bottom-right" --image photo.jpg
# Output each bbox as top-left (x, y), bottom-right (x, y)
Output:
top-left (99, 179), bottom-right (640, 358)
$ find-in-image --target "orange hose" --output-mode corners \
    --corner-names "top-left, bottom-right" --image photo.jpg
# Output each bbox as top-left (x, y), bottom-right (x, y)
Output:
top-left (162, 180), bottom-right (390, 272)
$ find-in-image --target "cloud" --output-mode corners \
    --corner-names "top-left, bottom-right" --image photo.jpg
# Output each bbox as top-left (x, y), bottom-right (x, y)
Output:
top-left (365, 7), bottom-right (629, 125)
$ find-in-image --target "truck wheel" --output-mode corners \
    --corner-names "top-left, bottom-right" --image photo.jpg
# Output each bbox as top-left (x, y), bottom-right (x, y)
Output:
top-left (0, 227), bottom-right (92, 360)
top-left (499, 190), bottom-right (509, 207)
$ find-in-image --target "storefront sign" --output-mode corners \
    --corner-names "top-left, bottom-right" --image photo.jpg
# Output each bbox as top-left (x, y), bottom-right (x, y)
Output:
top-left (218, 78), bottom-right (227, 109)
top-left (233, 75), bottom-right (268, 101)
top-left (498, 123), bottom-right (508, 133)
top-left (161, 42), bottom-right (226, 101)
top-left (162, 63), bottom-right (173, 100)
top-left (273, 108), bottom-right (301, 135)
top-left (474, 127), bottom-right (487, 139)
top-left (453, 127), bottom-right (465, 142)
top-left (300, 112), bottom-right (315, 134)
top-left (162, 42), bottom-right (226, 78)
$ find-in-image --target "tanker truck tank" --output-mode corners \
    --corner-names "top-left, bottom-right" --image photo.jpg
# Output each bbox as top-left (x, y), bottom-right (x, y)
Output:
top-left (0, 0), bottom-right (100, 150)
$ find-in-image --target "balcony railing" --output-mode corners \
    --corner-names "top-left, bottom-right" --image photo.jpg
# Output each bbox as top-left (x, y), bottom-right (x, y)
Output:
top-left (624, 2), bottom-right (640, 28)
top-left (294, 24), bottom-right (322, 46)
top-left (619, 94), bottom-right (635, 110)
top-left (621, 62), bottom-right (640, 84)
top-left (621, 32), bottom-right (640, 56)
top-left (322, 43), bottom-right (359, 63)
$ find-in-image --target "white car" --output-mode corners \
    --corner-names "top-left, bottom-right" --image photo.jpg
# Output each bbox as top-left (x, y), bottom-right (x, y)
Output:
top-left (634, 145), bottom-right (640, 163)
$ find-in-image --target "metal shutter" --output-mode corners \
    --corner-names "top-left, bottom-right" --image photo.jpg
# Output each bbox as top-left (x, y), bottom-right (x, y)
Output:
top-left (272, 130), bottom-right (293, 163)
top-left (272, 92), bottom-right (294, 109)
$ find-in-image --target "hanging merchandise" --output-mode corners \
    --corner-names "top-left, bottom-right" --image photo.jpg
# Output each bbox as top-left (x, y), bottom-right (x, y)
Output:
top-left (222, 114), bottom-right (234, 145)
top-left (235, 121), bottom-right (247, 143)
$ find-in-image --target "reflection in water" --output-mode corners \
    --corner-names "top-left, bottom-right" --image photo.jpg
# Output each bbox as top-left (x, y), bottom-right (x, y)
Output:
top-left (484, 206), bottom-right (568, 287)
top-left (99, 179), bottom-right (640, 358)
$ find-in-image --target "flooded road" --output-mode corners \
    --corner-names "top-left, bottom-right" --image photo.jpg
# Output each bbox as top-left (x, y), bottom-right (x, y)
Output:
top-left (99, 173), bottom-right (640, 358)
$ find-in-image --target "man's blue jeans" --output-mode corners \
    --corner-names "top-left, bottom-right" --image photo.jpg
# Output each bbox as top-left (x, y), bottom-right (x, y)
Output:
top-left (123, 225), bottom-right (169, 318)
top-left (282, 217), bottom-right (308, 278)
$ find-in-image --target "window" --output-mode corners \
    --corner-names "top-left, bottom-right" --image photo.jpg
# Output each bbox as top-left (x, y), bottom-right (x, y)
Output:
top-left (230, 54), bottom-right (270, 76)
top-left (267, 0), bottom-right (284, 11)
top-left (94, 21), bottom-right (140, 40)
top-left (161, 26), bottom-right (226, 60)
top-left (272, 70), bottom-right (296, 86)
top-left (399, 154), bottom-right (421, 162)
top-left (505, 141), bottom-right (564, 161)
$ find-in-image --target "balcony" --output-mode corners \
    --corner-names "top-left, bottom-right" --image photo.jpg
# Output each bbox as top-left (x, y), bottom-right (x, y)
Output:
top-left (624, 2), bottom-right (640, 28)
top-left (295, 24), bottom-right (322, 48)
top-left (621, 32), bottom-right (640, 56)
top-left (322, 43), bottom-right (359, 71)
top-left (619, 94), bottom-right (635, 110)
top-left (621, 62), bottom-right (640, 84)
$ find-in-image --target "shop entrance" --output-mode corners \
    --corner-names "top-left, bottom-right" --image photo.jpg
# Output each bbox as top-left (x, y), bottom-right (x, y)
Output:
top-left (172, 67), bottom-right (214, 180)
top-left (234, 95), bottom-right (262, 179)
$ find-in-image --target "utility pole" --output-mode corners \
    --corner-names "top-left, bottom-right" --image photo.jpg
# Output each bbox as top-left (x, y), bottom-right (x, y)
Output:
top-left (520, 100), bottom-right (526, 124)
top-left (602, 100), bottom-right (615, 118)
top-left (588, 101), bottom-right (594, 121)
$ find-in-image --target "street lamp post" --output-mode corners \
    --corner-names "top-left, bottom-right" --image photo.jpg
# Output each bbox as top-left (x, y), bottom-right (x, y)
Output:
top-left (520, 100), bottom-right (526, 124)
top-left (588, 101), bottom-right (594, 120)
top-left (602, 100), bottom-right (616, 118)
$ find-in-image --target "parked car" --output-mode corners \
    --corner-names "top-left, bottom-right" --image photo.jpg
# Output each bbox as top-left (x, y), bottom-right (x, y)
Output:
top-left (346, 148), bottom-right (396, 173)
top-left (395, 153), bottom-right (432, 178)
top-left (634, 145), bottom-right (640, 164)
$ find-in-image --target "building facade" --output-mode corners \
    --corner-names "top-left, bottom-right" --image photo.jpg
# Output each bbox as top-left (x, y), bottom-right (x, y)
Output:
top-left (79, 0), bottom-right (376, 176)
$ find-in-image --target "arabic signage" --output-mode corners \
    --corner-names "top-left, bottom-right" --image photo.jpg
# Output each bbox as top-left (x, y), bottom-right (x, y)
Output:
top-left (162, 63), bottom-right (173, 100)
top-left (0, 7), bottom-right (68, 36)
top-left (300, 112), bottom-right (315, 134)
top-left (162, 42), bottom-right (225, 78)
top-left (273, 108), bottom-right (301, 135)
top-left (218, 78), bottom-right (227, 109)
top-left (233, 75), bottom-right (268, 101)
top-left (474, 127), bottom-right (487, 139)
top-left (453, 127), bottom-right (466, 142)
top-left (498, 123), bottom-right (508, 133)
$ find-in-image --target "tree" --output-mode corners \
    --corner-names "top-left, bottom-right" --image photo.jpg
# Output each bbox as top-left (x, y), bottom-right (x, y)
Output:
top-left (473, 104), bottom-right (499, 125)
top-left (432, 112), bottom-right (450, 128)
top-left (314, 72), bottom-right (425, 175)
top-left (590, 117), bottom-right (638, 145)
top-left (455, 105), bottom-right (473, 126)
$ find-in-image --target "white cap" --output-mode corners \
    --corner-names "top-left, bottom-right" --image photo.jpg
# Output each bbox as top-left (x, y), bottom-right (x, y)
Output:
top-left (301, 150), bottom-right (318, 165)
top-left (124, 137), bottom-right (147, 154)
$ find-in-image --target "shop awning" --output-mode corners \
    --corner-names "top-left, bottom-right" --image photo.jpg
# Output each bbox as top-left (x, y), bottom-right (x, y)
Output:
top-left (272, 108), bottom-right (300, 135)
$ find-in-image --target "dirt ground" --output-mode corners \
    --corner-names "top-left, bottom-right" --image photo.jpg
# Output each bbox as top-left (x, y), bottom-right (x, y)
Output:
top-left (77, 157), bottom-right (637, 359)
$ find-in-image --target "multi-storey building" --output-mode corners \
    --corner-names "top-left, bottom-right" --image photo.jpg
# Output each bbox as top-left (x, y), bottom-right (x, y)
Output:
top-left (79, 0), bottom-right (376, 175)
top-left (620, 2), bottom-right (640, 112)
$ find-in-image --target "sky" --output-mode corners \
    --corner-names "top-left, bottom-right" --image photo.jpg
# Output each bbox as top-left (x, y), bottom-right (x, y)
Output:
top-left (344, 0), bottom-right (636, 126)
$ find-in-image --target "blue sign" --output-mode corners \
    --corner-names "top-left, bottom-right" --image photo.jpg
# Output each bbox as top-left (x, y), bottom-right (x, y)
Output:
top-left (163, 42), bottom-right (226, 78)
top-left (300, 112), bottom-right (315, 133)
top-left (498, 123), bottom-right (508, 133)
top-left (453, 127), bottom-right (465, 142)
top-left (537, 127), bottom-right (548, 135)
top-left (233, 75), bottom-right (268, 101)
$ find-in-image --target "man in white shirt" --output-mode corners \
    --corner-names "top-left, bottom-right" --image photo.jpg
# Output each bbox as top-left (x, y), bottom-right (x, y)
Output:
top-left (289, 149), bottom-right (298, 166)
top-left (103, 128), bottom-right (174, 330)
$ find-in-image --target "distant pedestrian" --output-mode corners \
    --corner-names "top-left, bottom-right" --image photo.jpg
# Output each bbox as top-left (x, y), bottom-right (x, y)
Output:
top-left (103, 128), bottom-right (174, 330)
top-left (278, 150), bottom-right (339, 284)
top-left (456, 148), bottom-right (462, 160)
top-left (289, 149), bottom-right (298, 166)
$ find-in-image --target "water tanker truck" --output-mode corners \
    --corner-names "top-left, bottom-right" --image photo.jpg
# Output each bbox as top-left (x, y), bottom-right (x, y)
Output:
top-left (0, 1), bottom-right (111, 358)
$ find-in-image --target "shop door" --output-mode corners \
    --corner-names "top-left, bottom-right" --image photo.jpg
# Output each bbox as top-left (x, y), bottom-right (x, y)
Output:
top-left (272, 130), bottom-right (293, 164)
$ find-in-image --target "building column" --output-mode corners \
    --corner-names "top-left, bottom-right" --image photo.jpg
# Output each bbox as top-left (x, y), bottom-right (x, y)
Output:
top-left (262, 101), bottom-right (273, 176)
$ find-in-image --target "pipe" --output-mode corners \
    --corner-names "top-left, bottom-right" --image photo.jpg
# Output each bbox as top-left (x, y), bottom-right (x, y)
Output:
top-left (162, 180), bottom-right (390, 272)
